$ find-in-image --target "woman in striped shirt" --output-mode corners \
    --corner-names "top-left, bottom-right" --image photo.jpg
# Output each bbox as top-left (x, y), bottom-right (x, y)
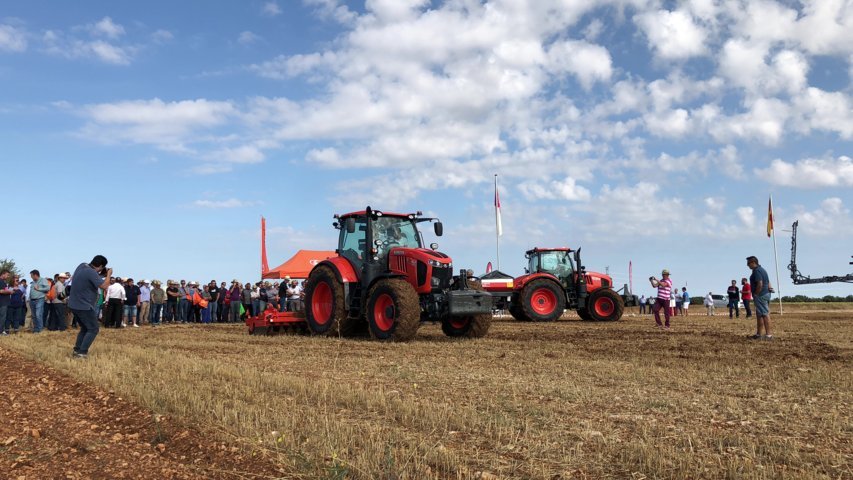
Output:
top-left (649, 269), bottom-right (673, 329)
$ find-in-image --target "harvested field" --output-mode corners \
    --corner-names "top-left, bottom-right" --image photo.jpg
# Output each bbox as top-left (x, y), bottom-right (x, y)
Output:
top-left (1, 305), bottom-right (851, 479)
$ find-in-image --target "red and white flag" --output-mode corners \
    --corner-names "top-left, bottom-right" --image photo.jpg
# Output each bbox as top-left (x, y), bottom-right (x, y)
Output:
top-left (766, 196), bottom-right (774, 238)
top-left (486, 262), bottom-right (493, 273)
top-left (494, 177), bottom-right (503, 237)
top-left (261, 216), bottom-right (270, 275)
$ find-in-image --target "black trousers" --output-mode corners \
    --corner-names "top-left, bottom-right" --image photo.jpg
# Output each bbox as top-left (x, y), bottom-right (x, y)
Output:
top-left (107, 298), bottom-right (124, 327)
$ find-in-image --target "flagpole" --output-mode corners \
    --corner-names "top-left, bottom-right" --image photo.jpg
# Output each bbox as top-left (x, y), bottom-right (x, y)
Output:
top-left (769, 195), bottom-right (783, 315)
top-left (495, 174), bottom-right (500, 271)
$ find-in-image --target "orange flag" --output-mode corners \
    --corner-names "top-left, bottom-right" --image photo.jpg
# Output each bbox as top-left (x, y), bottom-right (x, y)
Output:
top-left (766, 197), bottom-right (774, 238)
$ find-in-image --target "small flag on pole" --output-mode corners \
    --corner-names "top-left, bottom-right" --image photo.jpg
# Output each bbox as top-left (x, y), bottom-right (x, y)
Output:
top-left (766, 196), bottom-right (774, 238)
top-left (495, 179), bottom-right (503, 237)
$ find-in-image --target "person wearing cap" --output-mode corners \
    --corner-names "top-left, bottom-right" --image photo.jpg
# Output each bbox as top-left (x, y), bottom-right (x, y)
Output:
top-left (649, 269), bottom-right (673, 329)
top-left (228, 280), bottom-right (242, 323)
top-left (150, 280), bottom-right (166, 325)
top-left (177, 280), bottom-right (189, 323)
top-left (48, 272), bottom-right (69, 331)
top-left (165, 281), bottom-right (180, 322)
top-left (138, 279), bottom-right (151, 326)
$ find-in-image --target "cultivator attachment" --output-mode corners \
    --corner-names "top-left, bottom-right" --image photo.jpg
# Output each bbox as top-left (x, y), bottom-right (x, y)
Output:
top-left (245, 306), bottom-right (307, 335)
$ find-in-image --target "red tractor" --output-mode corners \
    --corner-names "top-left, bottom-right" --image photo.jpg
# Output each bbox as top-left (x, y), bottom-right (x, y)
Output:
top-left (302, 207), bottom-right (492, 341)
top-left (500, 247), bottom-right (627, 322)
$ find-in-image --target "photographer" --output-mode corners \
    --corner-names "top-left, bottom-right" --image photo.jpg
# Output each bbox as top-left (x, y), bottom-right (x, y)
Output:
top-left (67, 255), bottom-right (112, 358)
top-left (649, 269), bottom-right (673, 330)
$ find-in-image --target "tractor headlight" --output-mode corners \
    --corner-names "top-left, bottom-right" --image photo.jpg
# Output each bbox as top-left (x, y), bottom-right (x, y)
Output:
top-left (428, 259), bottom-right (450, 268)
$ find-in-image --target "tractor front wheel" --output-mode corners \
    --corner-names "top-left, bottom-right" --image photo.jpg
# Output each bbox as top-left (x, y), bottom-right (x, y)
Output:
top-left (508, 294), bottom-right (530, 322)
top-left (576, 308), bottom-right (592, 321)
top-left (304, 266), bottom-right (358, 337)
top-left (588, 288), bottom-right (625, 321)
top-left (366, 278), bottom-right (420, 341)
top-left (521, 279), bottom-right (566, 322)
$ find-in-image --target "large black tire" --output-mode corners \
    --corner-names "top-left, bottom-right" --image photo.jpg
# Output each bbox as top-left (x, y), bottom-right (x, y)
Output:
top-left (304, 266), bottom-right (360, 337)
top-left (587, 288), bottom-right (625, 321)
top-left (577, 308), bottom-right (592, 321)
top-left (441, 313), bottom-right (491, 337)
top-left (366, 278), bottom-right (420, 341)
top-left (508, 293), bottom-right (530, 322)
top-left (521, 279), bottom-right (566, 322)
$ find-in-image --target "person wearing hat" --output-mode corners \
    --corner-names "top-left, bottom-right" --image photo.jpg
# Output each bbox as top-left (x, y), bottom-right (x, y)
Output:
top-left (207, 280), bottom-right (220, 325)
top-left (48, 272), bottom-right (69, 331)
top-left (150, 280), bottom-right (166, 325)
top-left (138, 279), bottom-right (151, 326)
top-left (165, 280), bottom-right (180, 323)
top-left (123, 278), bottom-right (141, 328)
top-left (649, 269), bottom-right (673, 329)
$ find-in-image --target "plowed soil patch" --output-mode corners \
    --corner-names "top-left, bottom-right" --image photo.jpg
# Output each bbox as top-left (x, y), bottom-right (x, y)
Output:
top-left (0, 347), bottom-right (284, 479)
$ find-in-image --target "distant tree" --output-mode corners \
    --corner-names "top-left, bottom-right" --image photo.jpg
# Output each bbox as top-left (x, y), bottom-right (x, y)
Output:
top-left (0, 258), bottom-right (20, 279)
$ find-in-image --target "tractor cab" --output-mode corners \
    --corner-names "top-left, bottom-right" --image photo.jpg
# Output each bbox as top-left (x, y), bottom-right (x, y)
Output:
top-left (526, 248), bottom-right (575, 290)
top-left (334, 207), bottom-right (449, 295)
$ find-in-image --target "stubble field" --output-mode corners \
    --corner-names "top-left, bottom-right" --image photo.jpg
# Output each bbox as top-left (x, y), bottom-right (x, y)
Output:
top-left (1, 304), bottom-right (851, 479)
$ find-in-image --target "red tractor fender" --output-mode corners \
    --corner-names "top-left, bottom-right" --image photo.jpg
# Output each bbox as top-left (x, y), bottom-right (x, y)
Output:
top-left (513, 272), bottom-right (561, 292)
top-left (313, 257), bottom-right (359, 284)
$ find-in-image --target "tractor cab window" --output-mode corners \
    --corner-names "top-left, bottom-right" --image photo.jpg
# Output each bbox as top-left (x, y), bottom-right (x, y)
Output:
top-left (340, 216), bottom-right (368, 270)
top-left (371, 216), bottom-right (421, 257)
top-left (533, 251), bottom-right (574, 280)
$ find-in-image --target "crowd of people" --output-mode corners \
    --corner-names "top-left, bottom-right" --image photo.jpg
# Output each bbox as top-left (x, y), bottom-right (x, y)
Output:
top-left (0, 265), bottom-right (306, 336)
top-left (634, 256), bottom-right (775, 339)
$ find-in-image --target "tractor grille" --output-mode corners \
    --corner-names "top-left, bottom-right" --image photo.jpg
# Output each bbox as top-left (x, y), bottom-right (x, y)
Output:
top-left (431, 266), bottom-right (452, 290)
top-left (417, 261), bottom-right (428, 287)
top-left (391, 255), bottom-right (408, 274)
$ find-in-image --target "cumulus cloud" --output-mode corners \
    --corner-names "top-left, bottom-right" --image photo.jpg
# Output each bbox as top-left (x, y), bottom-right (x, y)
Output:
top-left (635, 9), bottom-right (708, 60)
top-left (89, 17), bottom-right (125, 39)
top-left (0, 24), bottom-right (27, 52)
top-left (546, 40), bottom-right (612, 90)
top-left (518, 177), bottom-right (591, 202)
top-left (755, 155), bottom-right (853, 188)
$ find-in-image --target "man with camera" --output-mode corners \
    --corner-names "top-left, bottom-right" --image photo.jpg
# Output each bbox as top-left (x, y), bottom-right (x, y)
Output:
top-left (67, 255), bottom-right (112, 358)
top-left (649, 269), bottom-right (673, 329)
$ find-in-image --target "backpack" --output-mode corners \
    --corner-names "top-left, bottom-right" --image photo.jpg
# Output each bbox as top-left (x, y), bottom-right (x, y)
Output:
top-left (46, 284), bottom-right (57, 301)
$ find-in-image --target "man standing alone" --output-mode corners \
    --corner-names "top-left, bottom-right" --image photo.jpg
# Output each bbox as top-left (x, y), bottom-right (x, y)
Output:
top-left (747, 256), bottom-right (773, 340)
top-left (649, 269), bottom-right (673, 330)
top-left (68, 255), bottom-right (112, 358)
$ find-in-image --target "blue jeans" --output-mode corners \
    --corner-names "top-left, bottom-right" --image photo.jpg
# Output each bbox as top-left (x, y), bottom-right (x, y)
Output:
top-left (177, 299), bottom-right (188, 322)
top-left (29, 298), bottom-right (45, 332)
top-left (754, 293), bottom-right (770, 316)
top-left (208, 302), bottom-right (217, 323)
top-left (151, 303), bottom-right (164, 324)
top-left (201, 306), bottom-right (211, 323)
top-left (252, 299), bottom-right (260, 316)
top-left (72, 308), bottom-right (99, 355)
top-left (123, 305), bottom-right (137, 319)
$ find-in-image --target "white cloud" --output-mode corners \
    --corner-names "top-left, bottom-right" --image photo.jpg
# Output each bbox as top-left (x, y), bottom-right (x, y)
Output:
top-left (518, 177), bottom-right (591, 202)
top-left (736, 206), bottom-right (755, 228)
top-left (42, 28), bottom-right (134, 65)
top-left (793, 197), bottom-right (853, 236)
top-left (151, 29), bottom-right (173, 44)
top-left (90, 17), bottom-right (125, 39)
top-left (0, 24), bottom-right (27, 52)
top-left (238, 31), bottom-right (260, 46)
top-left (262, 1), bottom-right (282, 16)
top-left (791, 88), bottom-right (853, 139)
top-left (546, 40), bottom-right (612, 90)
top-left (81, 98), bottom-right (236, 149)
top-left (305, 0), bottom-right (357, 24)
top-left (635, 9), bottom-right (708, 60)
top-left (755, 155), bottom-right (853, 188)
top-left (192, 198), bottom-right (261, 209)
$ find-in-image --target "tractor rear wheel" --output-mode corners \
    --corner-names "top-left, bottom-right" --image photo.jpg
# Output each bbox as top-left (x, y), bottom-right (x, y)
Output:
top-left (577, 308), bottom-right (592, 321)
top-left (366, 278), bottom-right (420, 341)
top-left (588, 288), bottom-right (624, 321)
top-left (304, 266), bottom-right (358, 337)
top-left (521, 279), bottom-right (566, 322)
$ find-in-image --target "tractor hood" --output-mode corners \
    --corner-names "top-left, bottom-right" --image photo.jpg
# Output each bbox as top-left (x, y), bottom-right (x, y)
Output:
top-left (513, 270), bottom-right (613, 292)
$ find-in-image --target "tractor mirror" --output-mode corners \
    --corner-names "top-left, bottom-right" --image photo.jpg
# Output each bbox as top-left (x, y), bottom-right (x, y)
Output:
top-left (345, 217), bottom-right (356, 233)
top-left (434, 221), bottom-right (443, 236)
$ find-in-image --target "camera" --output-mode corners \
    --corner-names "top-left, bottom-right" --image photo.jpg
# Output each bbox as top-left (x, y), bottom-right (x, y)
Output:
top-left (649, 276), bottom-right (655, 281)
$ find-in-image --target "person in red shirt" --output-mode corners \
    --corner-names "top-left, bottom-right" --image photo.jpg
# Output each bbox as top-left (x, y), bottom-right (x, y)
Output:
top-left (741, 277), bottom-right (753, 318)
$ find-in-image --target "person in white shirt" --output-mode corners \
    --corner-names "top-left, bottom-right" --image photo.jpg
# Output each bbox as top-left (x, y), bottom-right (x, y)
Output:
top-left (105, 277), bottom-right (127, 328)
top-left (703, 292), bottom-right (715, 316)
top-left (287, 280), bottom-right (302, 312)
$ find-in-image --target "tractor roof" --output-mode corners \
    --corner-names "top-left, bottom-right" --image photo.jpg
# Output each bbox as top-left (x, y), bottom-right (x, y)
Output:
top-left (526, 247), bottom-right (574, 254)
top-left (338, 210), bottom-right (417, 219)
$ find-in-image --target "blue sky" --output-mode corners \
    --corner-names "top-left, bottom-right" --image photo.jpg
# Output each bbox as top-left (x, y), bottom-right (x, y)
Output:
top-left (1, 0), bottom-right (851, 298)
